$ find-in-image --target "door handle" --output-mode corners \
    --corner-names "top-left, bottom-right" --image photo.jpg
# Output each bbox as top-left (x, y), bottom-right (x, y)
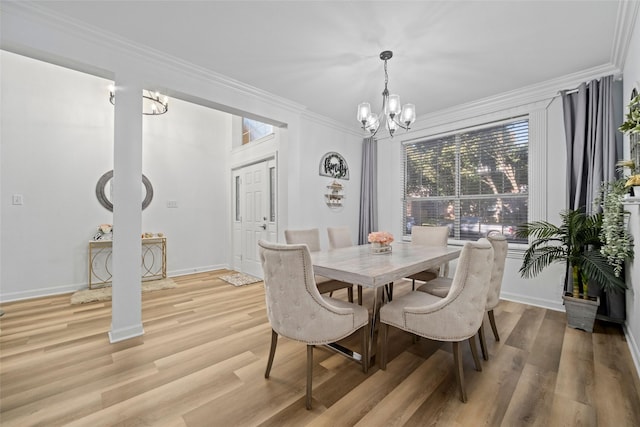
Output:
top-left (261, 224), bottom-right (267, 230)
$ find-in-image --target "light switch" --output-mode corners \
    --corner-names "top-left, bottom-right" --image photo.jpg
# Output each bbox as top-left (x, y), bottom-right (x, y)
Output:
top-left (12, 194), bottom-right (23, 205)
top-left (167, 200), bottom-right (178, 208)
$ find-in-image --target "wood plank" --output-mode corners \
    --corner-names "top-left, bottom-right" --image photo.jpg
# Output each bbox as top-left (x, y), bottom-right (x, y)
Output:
top-left (0, 271), bottom-right (638, 426)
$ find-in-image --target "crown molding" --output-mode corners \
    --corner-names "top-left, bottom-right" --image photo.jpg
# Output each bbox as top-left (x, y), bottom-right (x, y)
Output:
top-left (611, 0), bottom-right (640, 69)
top-left (300, 109), bottom-right (363, 137)
top-left (409, 62), bottom-right (621, 132)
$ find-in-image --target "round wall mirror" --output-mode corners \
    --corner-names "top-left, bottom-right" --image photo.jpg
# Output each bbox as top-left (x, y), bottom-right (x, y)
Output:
top-left (96, 170), bottom-right (153, 212)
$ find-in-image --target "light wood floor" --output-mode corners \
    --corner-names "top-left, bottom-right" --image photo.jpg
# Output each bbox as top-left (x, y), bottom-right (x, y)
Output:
top-left (1, 270), bottom-right (639, 426)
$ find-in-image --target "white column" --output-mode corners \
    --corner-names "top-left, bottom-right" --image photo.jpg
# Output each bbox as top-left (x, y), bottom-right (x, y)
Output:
top-left (109, 76), bottom-right (144, 343)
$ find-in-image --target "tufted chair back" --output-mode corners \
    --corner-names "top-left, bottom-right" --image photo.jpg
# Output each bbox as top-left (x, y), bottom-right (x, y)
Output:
top-left (327, 226), bottom-right (353, 249)
top-left (379, 240), bottom-right (494, 403)
top-left (403, 239), bottom-right (493, 341)
top-left (485, 234), bottom-right (508, 310)
top-left (411, 225), bottom-right (449, 246)
top-left (284, 228), bottom-right (321, 251)
top-left (407, 225), bottom-right (451, 281)
top-left (258, 240), bottom-right (367, 344)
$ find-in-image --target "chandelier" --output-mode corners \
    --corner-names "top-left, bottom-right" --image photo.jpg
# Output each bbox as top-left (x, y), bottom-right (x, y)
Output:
top-left (357, 51), bottom-right (416, 137)
top-left (108, 86), bottom-right (169, 115)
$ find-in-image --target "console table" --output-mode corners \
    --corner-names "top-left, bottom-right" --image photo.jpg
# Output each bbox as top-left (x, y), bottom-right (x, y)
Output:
top-left (88, 237), bottom-right (167, 289)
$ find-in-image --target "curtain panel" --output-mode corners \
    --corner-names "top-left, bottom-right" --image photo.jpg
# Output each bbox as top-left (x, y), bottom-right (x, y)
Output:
top-left (561, 75), bottom-right (620, 213)
top-left (358, 137), bottom-right (378, 244)
top-left (560, 75), bottom-right (626, 320)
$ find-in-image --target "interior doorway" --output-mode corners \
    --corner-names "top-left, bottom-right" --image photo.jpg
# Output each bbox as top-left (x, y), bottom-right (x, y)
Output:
top-left (232, 158), bottom-right (277, 278)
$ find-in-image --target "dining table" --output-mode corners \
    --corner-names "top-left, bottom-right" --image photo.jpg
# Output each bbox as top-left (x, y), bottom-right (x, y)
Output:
top-left (311, 242), bottom-right (462, 365)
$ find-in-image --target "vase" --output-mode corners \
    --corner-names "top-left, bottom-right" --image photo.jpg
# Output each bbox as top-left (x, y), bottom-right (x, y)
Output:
top-left (371, 242), bottom-right (392, 254)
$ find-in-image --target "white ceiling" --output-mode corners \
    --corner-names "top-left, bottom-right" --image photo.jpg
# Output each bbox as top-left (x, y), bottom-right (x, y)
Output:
top-left (28, 1), bottom-right (631, 128)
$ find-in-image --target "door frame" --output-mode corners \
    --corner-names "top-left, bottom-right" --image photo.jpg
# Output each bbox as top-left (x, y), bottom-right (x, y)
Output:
top-left (231, 154), bottom-right (278, 276)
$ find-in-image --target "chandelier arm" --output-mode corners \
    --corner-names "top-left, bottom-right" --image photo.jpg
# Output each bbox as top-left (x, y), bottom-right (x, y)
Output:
top-left (389, 115), bottom-right (411, 131)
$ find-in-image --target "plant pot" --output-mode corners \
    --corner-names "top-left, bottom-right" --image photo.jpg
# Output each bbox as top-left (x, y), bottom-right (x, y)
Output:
top-left (563, 293), bottom-right (600, 332)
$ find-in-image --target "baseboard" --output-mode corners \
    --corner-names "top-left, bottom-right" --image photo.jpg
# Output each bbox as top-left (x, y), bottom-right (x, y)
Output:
top-left (623, 322), bottom-right (640, 380)
top-left (0, 282), bottom-right (86, 303)
top-left (500, 291), bottom-right (565, 312)
top-left (109, 324), bottom-right (144, 343)
top-left (0, 265), bottom-right (229, 303)
top-left (169, 264), bottom-right (228, 277)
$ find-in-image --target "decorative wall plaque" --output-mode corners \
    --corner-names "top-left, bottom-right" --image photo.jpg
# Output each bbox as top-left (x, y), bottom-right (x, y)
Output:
top-left (319, 152), bottom-right (349, 180)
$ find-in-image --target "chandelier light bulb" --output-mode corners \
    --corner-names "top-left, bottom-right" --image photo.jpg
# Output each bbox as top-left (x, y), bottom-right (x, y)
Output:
top-left (401, 104), bottom-right (416, 126)
top-left (357, 102), bottom-right (372, 123)
top-left (387, 94), bottom-right (401, 117)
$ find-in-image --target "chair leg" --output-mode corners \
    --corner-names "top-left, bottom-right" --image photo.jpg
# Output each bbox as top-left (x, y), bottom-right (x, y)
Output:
top-left (468, 335), bottom-right (482, 371)
top-left (452, 341), bottom-right (467, 403)
top-left (488, 309), bottom-right (500, 341)
top-left (380, 323), bottom-right (390, 370)
top-left (357, 285), bottom-right (363, 305)
top-left (347, 286), bottom-right (354, 303)
top-left (478, 321), bottom-right (488, 361)
top-left (412, 279), bottom-right (416, 291)
top-left (361, 325), bottom-right (369, 373)
top-left (306, 345), bottom-right (313, 410)
top-left (265, 329), bottom-right (278, 378)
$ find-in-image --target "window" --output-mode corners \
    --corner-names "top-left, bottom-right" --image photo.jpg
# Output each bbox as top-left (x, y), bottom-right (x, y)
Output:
top-left (235, 175), bottom-right (241, 221)
top-left (242, 118), bottom-right (273, 144)
top-left (269, 166), bottom-right (276, 222)
top-left (403, 118), bottom-right (528, 243)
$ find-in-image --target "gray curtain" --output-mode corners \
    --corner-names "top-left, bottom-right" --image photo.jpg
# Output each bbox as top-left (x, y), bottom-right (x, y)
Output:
top-left (561, 75), bottom-right (620, 214)
top-left (561, 75), bottom-right (625, 320)
top-left (358, 137), bottom-right (378, 244)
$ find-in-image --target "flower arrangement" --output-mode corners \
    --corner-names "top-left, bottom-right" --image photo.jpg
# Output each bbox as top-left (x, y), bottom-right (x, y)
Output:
top-left (368, 231), bottom-right (394, 245)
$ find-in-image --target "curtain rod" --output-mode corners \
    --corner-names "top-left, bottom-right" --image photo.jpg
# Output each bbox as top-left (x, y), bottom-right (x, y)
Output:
top-left (556, 74), bottom-right (623, 97)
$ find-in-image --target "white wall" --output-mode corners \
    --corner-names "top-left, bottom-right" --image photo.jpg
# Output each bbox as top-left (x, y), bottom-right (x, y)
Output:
top-left (0, 51), bottom-right (231, 300)
top-left (286, 117), bottom-right (363, 249)
top-left (622, 10), bottom-right (640, 378)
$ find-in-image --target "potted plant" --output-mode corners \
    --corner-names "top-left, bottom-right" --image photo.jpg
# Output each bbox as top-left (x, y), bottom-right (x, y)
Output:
top-left (598, 179), bottom-right (634, 277)
top-left (618, 92), bottom-right (640, 135)
top-left (593, 179), bottom-right (634, 322)
top-left (517, 209), bottom-right (626, 332)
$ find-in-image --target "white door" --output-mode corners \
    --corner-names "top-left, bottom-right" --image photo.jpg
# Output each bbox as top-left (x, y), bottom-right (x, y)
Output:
top-left (232, 159), bottom-right (276, 278)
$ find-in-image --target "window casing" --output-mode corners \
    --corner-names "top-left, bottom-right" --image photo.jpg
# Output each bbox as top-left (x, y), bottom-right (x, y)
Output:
top-left (403, 118), bottom-right (529, 243)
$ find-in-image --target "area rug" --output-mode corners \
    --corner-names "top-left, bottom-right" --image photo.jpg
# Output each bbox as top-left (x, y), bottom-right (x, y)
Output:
top-left (70, 278), bottom-right (178, 304)
top-left (219, 272), bottom-right (262, 287)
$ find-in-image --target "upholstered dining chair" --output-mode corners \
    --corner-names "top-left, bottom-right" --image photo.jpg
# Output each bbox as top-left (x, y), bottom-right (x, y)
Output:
top-left (285, 228), bottom-right (355, 303)
top-left (327, 226), bottom-right (363, 305)
top-left (379, 240), bottom-right (494, 402)
top-left (258, 240), bottom-right (369, 409)
top-left (418, 233), bottom-right (508, 360)
top-left (406, 225), bottom-right (450, 290)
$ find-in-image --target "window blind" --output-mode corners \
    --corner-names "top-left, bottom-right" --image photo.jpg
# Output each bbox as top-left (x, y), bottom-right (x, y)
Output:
top-left (403, 118), bottom-right (528, 242)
